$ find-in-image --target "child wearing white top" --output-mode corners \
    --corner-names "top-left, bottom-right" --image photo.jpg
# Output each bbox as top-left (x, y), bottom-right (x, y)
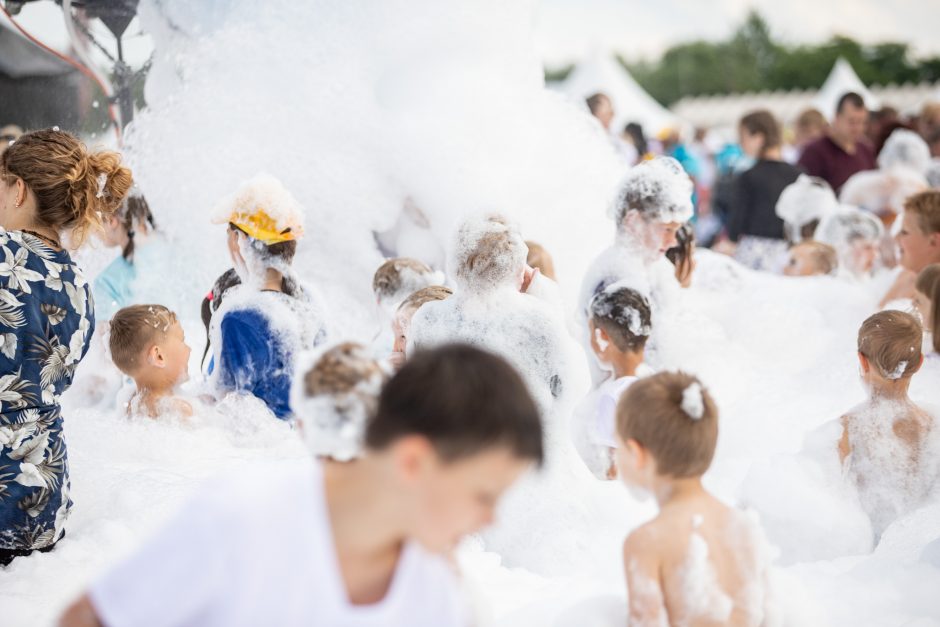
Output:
top-left (572, 284), bottom-right (652, 479)
top-left (59, 344), bottom-right (544, 627)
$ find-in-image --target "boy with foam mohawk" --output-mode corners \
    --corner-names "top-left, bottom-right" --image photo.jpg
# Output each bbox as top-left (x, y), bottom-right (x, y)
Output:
top-left (837, 310), bottom-right (939, 537)
top-left (408, 214), bottom-right (572, 412)
top-left (207, 173), bottom-right (328, 419)
top-left (578, 156), bottom-right (693, 383)
top-left (615, 371), bottom-right (777, 626)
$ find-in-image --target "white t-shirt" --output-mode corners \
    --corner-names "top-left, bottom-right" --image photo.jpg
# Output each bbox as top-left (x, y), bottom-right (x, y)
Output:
top-left (90, 458), bottom-right (467, 627)
top-left (571, 375), bottom-right (638, 478)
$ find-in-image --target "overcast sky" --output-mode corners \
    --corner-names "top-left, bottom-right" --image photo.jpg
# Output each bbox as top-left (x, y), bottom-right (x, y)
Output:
top-left (535, 0), bottom-right (940, 68)
top-left (5, 0), bottom-right (940, 71)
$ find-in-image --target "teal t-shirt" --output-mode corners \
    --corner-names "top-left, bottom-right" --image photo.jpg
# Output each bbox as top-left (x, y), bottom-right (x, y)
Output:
top-left (93, 255), bottom-right (135, 322)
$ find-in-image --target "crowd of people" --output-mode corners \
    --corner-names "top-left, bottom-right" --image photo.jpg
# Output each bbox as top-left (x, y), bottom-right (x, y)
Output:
top-left (0, 84), bottom-right (938, 625)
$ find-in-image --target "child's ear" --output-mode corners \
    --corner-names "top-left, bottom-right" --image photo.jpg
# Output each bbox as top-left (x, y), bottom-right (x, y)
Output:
top-left (912, 353), bottom-right (925, 374)
top-left (391, 435), bottom-right (435, 484)
top-left (857, 352), bottom-right (871, 374)
top-left (626, 438), bottom-right (646, 470)
top-left (148, 345), bottom-right (166, 369)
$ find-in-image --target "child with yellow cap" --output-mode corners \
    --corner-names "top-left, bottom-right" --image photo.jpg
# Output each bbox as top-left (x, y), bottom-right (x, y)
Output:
top-left (207, 173), bottom-right (328, 418)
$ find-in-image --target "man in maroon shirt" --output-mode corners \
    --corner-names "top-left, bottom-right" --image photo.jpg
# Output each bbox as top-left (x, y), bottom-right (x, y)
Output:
top-left (798, 92), bottom-right (877, 193)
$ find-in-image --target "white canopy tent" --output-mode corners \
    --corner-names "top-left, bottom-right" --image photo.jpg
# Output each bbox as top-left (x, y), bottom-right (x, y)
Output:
top-left (813, 57), bottom-right (879, 120)
top-left (558, 50), bottom-right (679, 135)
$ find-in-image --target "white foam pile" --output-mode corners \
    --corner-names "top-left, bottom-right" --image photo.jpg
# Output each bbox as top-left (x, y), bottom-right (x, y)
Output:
top-left (2, 1), bottom-right (939, 625)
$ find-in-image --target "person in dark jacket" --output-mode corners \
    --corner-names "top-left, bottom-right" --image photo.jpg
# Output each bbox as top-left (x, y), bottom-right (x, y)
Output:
top-left (728, 110), bottom-right (802, 271)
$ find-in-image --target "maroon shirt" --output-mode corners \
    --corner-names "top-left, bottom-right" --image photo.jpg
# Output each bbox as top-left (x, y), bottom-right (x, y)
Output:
top-left (797, 135), bottom-right (877, 193)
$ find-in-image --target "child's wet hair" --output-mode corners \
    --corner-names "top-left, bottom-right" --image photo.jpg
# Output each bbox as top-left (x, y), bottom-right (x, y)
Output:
top-left (454, 215), bottom-right (527, 290)
top-left (665, 223), bottom-right (695, 282)
top-left (617, 371), bottom-right (718, 478)
top-left (295, 342), bottom-right (390, 460)
top-left (365, 344), bottom-right (543, 465)
top-left (589, 285), bottom-right (652, 352)
top-left (109, 304), bottom-right (179, 375)
top-left (200, 269), bottom-right (242, 368)
top-left (612, 157), bottom-right (693, 225)
top-left (372, 257), bottom-right (435, 301)
top-left (858, 310), bottom-right (923, 380)
top-left (397, 285), bottom-right (453, 315)
top-left (119, 192), bottom-right (156, 261)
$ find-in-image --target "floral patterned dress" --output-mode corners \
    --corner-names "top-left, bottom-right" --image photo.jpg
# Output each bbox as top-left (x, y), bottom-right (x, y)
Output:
top-left (0, 229), bottom-right (94, 552)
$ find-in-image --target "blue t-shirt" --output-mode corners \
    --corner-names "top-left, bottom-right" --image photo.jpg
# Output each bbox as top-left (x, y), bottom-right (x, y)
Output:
top-left (217, 308), bottom-right (292, 419)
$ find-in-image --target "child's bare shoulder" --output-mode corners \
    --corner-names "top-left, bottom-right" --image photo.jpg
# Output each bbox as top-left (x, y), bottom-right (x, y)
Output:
top-left (624, 511), bottom-right (690, 565)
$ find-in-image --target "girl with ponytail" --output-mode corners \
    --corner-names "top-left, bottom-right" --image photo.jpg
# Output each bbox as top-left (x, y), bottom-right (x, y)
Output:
top-left (207, 174), bottom-right (328, 419)
top-left (0, 128), bottom-right (131, 564)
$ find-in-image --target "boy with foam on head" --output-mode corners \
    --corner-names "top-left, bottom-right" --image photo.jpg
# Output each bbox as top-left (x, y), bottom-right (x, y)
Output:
top-left (409, 214), bottom-right (570, 410)
top-left (59, 344), bottom-right (542, 627)
top-left (615, 372), bottom-right (775, 627)
top-left (579, 157), bottom-right (693, 383)
top-left (389, 285), bottom-right (452, 369)
top-left (292, 342), bottom-right (389, 462)
top-left (572, 284), bottom-right (652, 479)
top-left (782, 240), bottom-right (839, 277)
top-left (109, 304), bottom-right (193, 419)
top-left (837, 310), bottom-right (939, 537)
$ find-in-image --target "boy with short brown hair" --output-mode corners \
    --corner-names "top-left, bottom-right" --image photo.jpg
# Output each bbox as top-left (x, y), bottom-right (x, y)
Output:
top-left (61, 344), bottom-right (542, 627)
top-left (109, 304), bottom-right (193, 419)
top-left (615, 371), bottom-right (774, 626)
top-left (837, 310), bottom-right (937, 537)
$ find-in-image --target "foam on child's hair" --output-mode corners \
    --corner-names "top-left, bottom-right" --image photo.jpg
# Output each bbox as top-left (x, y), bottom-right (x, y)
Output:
top-left (589, 281), bottom-right (652, 339)
top-left (877, 129), bottom-right (931, 175)
top-left (291, 343), bottom-right (388, 461)
top-left (211, 173), bottom-right (306, 233)
top-left (451, 214), bottom-right (528, 292)
top-left (611, 157), bottom-right (694, 224)
top-left (681, 382), bottom-right (705, 421)
top-left (775, 175), bottom-right (839, 240)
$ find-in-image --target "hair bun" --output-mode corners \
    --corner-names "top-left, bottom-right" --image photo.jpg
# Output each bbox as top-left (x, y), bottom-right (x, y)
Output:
top-left (2, 128), bottom-right (133, 248)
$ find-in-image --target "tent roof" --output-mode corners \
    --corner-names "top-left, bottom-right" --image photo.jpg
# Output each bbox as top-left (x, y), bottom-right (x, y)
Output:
top-left (559, 50), bottom-right (677, 134)
top-left (813, 57), bottom-right (879, 120)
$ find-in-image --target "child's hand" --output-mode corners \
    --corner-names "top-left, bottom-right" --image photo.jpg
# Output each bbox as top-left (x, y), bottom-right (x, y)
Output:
top-left (520, 265), bottom-right (539, 293)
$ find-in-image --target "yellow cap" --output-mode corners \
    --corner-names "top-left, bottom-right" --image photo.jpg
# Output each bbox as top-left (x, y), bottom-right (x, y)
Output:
top-left (228, 208), bottom-right (304, 245)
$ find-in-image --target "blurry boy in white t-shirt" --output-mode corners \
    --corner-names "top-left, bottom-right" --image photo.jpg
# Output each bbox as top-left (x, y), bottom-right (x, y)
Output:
top-left (572, 283), bottom-right (652, 479)
top-left (59, 344), bottom-right (543, 627)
